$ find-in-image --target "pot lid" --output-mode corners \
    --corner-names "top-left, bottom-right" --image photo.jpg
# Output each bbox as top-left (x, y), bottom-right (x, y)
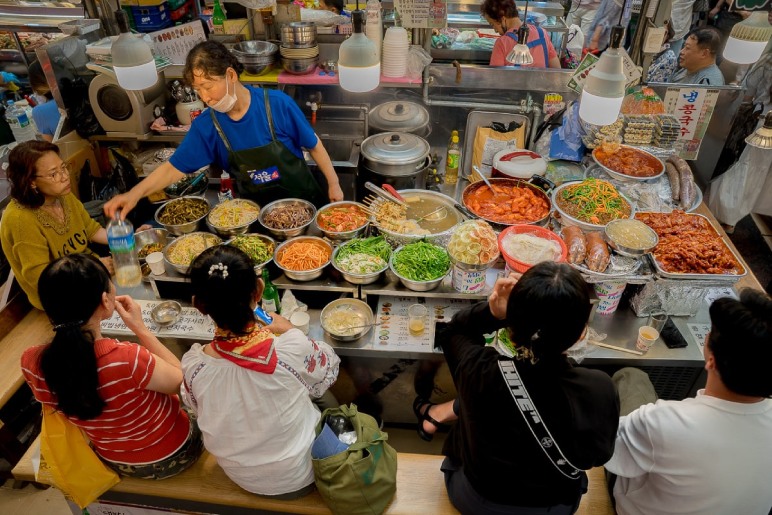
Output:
top-left (493, 150), bottom-right (547, 178)
top-left (361, 132), bottom-right (430, 165)
top-left (369, 101), bottom-right (430, 132)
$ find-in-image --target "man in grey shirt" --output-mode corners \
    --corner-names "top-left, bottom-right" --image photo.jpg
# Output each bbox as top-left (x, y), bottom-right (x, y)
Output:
top-left (669, 27), bottom-right (726, 85)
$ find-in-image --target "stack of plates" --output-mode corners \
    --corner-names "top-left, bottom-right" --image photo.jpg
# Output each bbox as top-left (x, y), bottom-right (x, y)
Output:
top-left (382, 27), bottom-right (409, 78)
top-left (280, 45), bottom-right (319, 75)
top-left (279, 46), bottom-right (320, 59)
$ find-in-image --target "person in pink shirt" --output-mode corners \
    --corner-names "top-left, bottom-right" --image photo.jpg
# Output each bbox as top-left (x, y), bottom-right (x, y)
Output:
top-left (482, 0), bottom-right (562, 68)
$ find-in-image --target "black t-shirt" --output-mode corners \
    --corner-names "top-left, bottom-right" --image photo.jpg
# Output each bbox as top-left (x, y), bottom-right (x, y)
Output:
top-left (438, 302), bottom-right (620, 507)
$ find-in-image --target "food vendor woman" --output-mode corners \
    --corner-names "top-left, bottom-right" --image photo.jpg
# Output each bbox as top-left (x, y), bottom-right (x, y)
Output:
top-left (105, 41), bottom-right (343, 219)
top-left (482, 0), bottom-right (561, 68)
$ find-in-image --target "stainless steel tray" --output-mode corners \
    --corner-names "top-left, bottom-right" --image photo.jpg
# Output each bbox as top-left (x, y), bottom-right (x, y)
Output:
top-left (638, 212), bottom-right (747, 282)
top-left (591, 145), bottom-right (665, 182)
top-left (460, 110), bottom-right (531, 179)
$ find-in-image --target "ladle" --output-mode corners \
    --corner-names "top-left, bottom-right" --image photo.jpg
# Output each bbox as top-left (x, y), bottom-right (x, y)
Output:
top-left (473, 165), bottom-right (505, 201)
top-left (414, 205), bottom-right (448, 222)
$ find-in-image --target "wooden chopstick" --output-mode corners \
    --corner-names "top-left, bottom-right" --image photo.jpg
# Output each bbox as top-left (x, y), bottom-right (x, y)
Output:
top-left (587, 340), bottom-right (644, 356)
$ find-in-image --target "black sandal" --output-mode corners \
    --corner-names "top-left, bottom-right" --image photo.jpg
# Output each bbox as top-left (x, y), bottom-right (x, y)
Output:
top-left (412, 396), bottom-right (446, 442)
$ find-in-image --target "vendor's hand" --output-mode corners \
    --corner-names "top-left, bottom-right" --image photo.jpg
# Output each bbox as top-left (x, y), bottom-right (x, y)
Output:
top-left (104, 192), bottom-right (138, 220)
top-left (99, 256), bottom-right (115, 276)
top-left (709, 7), bottom-right (720, 18)
top-left (114, 295), bottom-right (147, 334)
top-left (488, 273), bottom-right (520, 320)
top-left (136, 224), bottom-right (153, 232)
top-left (328, 183), bottom-right (344, 203)
top-left (265, 313), bottom-right (293, 334)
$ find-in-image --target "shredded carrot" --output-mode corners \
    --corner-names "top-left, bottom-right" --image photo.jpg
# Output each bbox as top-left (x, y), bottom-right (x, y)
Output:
top-left (277, 241), bottom-right (331, 271)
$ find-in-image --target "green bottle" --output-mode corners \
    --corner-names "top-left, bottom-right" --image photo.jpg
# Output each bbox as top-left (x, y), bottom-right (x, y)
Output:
top-left (212, 0), bottom-right (227, 34)
top-left (261, 268), bottom-right (281, 314)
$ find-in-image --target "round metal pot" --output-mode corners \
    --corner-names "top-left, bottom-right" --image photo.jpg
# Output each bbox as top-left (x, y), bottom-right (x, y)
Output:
top-left (359, 131), bottom-right (430, 177)
top-left (369, 101), bottom-right (431, 138)
top-left (461, 177), bottom-right (553, 229)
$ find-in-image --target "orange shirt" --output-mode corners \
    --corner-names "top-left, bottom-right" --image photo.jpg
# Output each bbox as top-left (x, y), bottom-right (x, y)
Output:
top-left (490, 25), bottom-right (558, 68)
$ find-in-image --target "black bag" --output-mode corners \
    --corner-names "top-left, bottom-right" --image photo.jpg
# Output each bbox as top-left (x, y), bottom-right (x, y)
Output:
top-left (714, 101), bottom-right (762, 178)
top-left (60, 76), bottom-right (105, 139)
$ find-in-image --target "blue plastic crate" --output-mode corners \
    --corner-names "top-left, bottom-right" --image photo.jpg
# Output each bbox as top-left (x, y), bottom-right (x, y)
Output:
top-left (131, 2), bottom-right (171, 30)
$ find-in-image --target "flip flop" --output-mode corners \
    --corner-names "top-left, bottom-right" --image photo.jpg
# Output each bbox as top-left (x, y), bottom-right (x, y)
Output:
top-left (412, 396), bottom-right (447, 442)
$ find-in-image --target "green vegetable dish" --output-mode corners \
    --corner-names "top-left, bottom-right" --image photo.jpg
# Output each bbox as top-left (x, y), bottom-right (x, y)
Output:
top-left (392, 241), bottom-right (451, 281)
top-left (334, 236), bottom-right (391, 275)
top-left (230, 235), bottom-right (275, 266)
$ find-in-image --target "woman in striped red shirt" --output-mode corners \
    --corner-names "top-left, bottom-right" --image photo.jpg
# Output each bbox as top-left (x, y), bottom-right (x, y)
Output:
top-left (21, 254), bottom-right (203, 479)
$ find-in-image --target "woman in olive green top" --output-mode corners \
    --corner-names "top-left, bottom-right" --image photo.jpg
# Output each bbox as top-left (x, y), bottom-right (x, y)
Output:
top-left (0, 141), bottom-right (112, 309)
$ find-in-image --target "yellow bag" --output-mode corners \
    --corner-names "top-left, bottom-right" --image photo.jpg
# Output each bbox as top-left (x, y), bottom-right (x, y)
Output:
top-left (37, 407), bottom-right (120, 508)
top-left (471, 125), bottom-right (527, 177)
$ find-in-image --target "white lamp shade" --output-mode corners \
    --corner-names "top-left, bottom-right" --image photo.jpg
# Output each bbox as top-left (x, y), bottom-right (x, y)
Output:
top-left (338, 31), bottom-right (380, 93)
top-left (723, 37), bottom-right (767, 65)
top-left (111, 32), bottom-right (157, 90)
top-left (114, 60), bottom-right (158, 90)
top-left (339, 63), bottom-right (381, 92)
top-left (579, 91), bottom-right (625, 126)
top-left (506, 44), bottom-right (534, 65)
top-left (579, 48), bottom-right (625, 126)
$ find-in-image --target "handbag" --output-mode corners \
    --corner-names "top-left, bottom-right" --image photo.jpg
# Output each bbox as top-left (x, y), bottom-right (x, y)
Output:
top-left (312, 404), bottom-right (398, 515)
top-left (36, 407), bottom-right (120, 508)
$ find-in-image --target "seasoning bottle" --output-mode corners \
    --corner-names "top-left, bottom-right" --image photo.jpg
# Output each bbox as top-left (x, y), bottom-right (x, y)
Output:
top-left (444, 134), bottom-right (460, 185)
top-left (212, 0), bottom-right (227, 34)
top-left (261, 268), bottom-right (281, 314)
top-left (448, 129), bottom-right (458, 150)
top-left (218, 171), bottom-right (234, 203)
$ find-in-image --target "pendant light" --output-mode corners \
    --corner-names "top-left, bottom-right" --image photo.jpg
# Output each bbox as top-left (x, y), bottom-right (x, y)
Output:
top-left (745, 112), bottom-right (772, 150)
top-left (111, 9), bottom-right (158, 90)
top-left (506, 0), bottom-right (533, 65)
top-left (578, 25), bottom-right (626, 126)
top-left (338, 9), bottom-right (380, 92)
top-left (723, 11), bottom-right (772, 65)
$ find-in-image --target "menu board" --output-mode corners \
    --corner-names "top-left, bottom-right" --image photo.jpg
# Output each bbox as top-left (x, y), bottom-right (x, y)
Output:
top-left (687, 323), bottom-right (711, 351)
top-left (100, 299), bottom-right (214, 340)
top-left (370, 296), bottom-right (474, 353)
top-left (149, 20), bottom-right (207, 65)
top-left (663, 87), bottom-right (720, 161)
top-left (394, 0), bottom-right (447, 28)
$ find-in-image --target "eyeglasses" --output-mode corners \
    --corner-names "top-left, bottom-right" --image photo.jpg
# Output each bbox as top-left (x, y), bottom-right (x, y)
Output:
top-left (35, 163), bottom-right (71, 182)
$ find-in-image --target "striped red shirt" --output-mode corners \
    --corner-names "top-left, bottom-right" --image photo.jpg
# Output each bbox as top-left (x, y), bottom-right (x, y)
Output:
top-left (21, 338), bottom-right (190, 464)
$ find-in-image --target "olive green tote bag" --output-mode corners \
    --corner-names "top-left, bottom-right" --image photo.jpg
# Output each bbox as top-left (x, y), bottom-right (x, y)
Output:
top-left (312, 404), bottom-right (398, 515)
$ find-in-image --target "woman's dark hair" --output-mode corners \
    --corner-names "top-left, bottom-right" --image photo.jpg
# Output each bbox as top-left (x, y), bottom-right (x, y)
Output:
top-left (28, 61), bottom-right (52, 98)
top-left (481, 0), bottom-right (518, 22)
top-left (7, 140), bottom-right (59, 208)
top-left (321, 0), bottom-right (345, 14)
top-left (39, 254), bottom-right (111, 419)
top-left (708, 289), bottom-right (772, 398)
top-left (190, 245), bottom-right (258, 334)
top-left (183, 40), bottom-right (244, 85)
top-left (506, 262), bottom-right (592, 360)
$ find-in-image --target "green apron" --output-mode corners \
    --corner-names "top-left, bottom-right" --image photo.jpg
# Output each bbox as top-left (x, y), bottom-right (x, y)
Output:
top-left (210, 89), bottom-right (325, 208)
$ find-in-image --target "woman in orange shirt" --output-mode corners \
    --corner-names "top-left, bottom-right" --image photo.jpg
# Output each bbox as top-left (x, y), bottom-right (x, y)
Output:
top-left (482, 0), bottom-right (562, 69)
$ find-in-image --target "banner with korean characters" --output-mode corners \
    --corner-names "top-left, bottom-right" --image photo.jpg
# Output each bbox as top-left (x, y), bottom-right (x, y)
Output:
top-left (100, 299), bottom-right (214, 340)
top-left (394, 0), bottom-right (447, 28)
top-left (663, 87), bottom-right (720, 160)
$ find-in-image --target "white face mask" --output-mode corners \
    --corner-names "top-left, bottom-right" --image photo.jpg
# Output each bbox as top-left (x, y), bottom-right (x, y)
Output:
top-left (208, 75), bottom-right (237, 113)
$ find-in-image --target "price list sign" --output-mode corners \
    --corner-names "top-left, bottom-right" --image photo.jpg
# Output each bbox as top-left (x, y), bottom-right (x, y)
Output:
top-left (101, 299), bottom-right (214, 340)
top-left (663, 87), bottom-right (720, 161)
top-left (370, 296), bottom-right (473, 353)
top-left (394, 0), bottom-right (447, 28)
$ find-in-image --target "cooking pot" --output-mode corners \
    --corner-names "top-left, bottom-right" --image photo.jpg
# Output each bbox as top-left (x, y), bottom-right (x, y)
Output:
top-left (462, 175), bottom-right (554, 229)
top-left (357, 132), bottom-right (431, 200)
top-left (368, 101), bottom-right (431, 137)
top-left (492, 150), bottom-right (547, 179)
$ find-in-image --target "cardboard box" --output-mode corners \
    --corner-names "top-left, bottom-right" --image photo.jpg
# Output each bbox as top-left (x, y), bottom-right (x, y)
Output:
top-left (54, 131), bottom-right (101, 199)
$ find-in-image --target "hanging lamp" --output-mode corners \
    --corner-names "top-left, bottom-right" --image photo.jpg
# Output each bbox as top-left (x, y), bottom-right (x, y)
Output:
top-left (745, 111), bottom-right (772, 150)
top-left (506, 0), bottom-right (534, 65)
top-left (578, 25), bottom-right (626, 126)
top-left (338, 9), bottom-right (380, 92)
top-left (723, 11), bottom-right (772, 65)
top-left (111, 9), bottom-right (157, 90)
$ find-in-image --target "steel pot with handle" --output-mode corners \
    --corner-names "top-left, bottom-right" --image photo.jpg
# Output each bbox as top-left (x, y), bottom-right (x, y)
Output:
top-left (356, 132), bottom-right (431, 200)
top-left (368, 100), bottom-right (431, 137)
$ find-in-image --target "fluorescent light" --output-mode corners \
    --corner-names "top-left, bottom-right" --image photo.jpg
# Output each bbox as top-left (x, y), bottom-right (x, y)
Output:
top-left (578, 27), bottom-right (626, 127)
top-left (724, 12), bottom-right (772, 65)
top-left (338, 10), bottom-right (380, 93)
top-left (111, 9), bottom-right (157, 90)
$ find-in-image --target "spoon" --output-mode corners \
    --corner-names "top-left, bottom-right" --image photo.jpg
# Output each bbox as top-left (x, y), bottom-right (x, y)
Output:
top-left (415, 205), bottom-right (448, 222)
top-left (473, 165), bottom-right (505, 201)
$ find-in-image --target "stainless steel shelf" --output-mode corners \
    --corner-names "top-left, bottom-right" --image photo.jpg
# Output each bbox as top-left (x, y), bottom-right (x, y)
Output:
top-left (361, 269), bottom-right (493, 301)
top-left (274, 274), bottom-right (359, 294)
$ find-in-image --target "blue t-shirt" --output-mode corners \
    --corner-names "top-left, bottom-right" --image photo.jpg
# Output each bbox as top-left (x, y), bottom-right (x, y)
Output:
top-left (32, 100), bottom-right (61, 137)
top-left (169, 87), bottom-right (318, 174)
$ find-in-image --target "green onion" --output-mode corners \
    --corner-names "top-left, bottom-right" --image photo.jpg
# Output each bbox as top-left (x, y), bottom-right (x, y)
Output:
top-left (392, 241), bottom-right (450, 281)
top-left (335, 236), bottom-right (392, 265)
top-left (230, 235), bottom-right (274, 265)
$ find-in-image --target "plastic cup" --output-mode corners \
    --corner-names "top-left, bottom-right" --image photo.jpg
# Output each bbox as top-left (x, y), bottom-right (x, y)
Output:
top-left (593, 281), bottom-right (627, 315)
top-left (408, 304), bottom-right (428, 336)
top-left (146, 252), bottom-right (165, 275)
top-left (636, 326), bottom-right (659, 353)
top-left (647, 313), bottom-right (668, 333)
top-left (290, 311), bottom-right (311, 335)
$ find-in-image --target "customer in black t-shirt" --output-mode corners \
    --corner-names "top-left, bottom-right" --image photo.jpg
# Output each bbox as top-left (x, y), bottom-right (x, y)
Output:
top-left (416, 262), bottom-right (620, 514)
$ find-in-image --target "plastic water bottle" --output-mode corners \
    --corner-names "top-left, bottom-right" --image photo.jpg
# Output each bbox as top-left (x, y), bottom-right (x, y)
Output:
top-left (5, 101), bottom-right (36, 143)
top-left (107, 212), bottom-right (142, 287)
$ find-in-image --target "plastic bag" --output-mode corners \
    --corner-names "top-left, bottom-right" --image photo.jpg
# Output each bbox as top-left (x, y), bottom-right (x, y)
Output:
top-left (566, 24), bottom-right (584, 56)
top-left (407, 46), bottom-right (433, 79)
top-left (708, 144), bottom-right (772, 226)
top-left (549, 101), bottom-right (586, 161)
top-left (36, 407), bottom-right (120, 508)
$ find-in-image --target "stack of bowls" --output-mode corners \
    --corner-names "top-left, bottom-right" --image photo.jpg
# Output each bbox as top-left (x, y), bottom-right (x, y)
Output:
top-left (382, 27), bottom-right (409, 78)
top-left (280, 22), bottom-right (319, 75)
top-left (231, 41), bottom-right (278, 76)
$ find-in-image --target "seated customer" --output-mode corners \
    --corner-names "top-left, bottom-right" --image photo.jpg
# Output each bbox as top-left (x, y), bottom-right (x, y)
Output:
top-left (606, 290), bottom-right (772, 515)
top-left (182, 246), bottom-right (340, 499)
top-left (417, 263), bottom-right (620, 514)
top-left (669, 27), bottom-right (725, 85)
top-left (21, 254), bottom-right (202, 478)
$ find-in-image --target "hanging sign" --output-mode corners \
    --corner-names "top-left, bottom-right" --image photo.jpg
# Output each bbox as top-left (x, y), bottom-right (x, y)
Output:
top-left (567, 50), bottom-right (642, 95)
top-left (663, 87), bottom-right (720, 160)
top-left (732, 0), bottom-right (770, 11)
top-left (394, 0), bottom-right (447, 28)
top-left (149, 20), bottom-right (207, 65)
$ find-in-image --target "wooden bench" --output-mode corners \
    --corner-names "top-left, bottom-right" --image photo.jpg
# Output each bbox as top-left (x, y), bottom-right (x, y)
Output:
top-left (13, 436), bottom-right (614, 514)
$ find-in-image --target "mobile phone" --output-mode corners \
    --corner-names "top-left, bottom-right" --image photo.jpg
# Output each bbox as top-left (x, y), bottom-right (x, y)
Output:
top-left (660, 318), bottom-right (688, 349)
top-left (254, 306), bottom-right (273, 325)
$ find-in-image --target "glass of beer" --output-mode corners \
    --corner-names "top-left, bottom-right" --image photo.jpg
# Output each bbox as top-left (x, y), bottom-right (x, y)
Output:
top-left (408, 304), bottom-right (429, 336)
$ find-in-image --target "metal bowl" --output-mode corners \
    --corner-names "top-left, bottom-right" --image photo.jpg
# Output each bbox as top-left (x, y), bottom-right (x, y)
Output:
top-left (552, 181), bottom-right (635, 232)
top-left (461, 177), bottom-right (552, 229)
top-left (280, 22), bottom-right (317, 48)
top-left (315, 201), bottom-right (370, 241)
top-left (162, 231), bottom-right (222, 275)
top-left (243, 61), bottom-right (275, 76)
top-left (274, 236), bottom-right (332, 282)
top-left (389, 245), bottom-right (450, 292)
top-left (154, 196), bottom-right (210, 236)
top-left (206, 199), bottom-right (261, 238)
top-left (371, 189), bottom-right (463, 248)
top-left (603, 219), bottom-right (659, 257)
top-left (232, 40), bottom-right (278, 58)
top-left (151, 300), bottom-right (182, 326)
top-left (591, 145), bottom-right (665, 182)
top-left (226, 233), bottom-right (276, 273)
top-left (282, 57), bottom-right (319, 75)
top-left (258, 198), bottom-right (316, 240)
top-left (320, 298), bottom-right (374, 342)
top-left (135, 228), bottom-right (171, 262)
top-left (331, 243), bottom-right (389, 285)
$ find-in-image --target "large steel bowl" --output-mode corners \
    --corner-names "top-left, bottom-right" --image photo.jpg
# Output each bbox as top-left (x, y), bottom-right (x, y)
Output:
top-left (258, 198), bottom-right (316, 240)
top-left (461, 177), bottom-right (552, 229)
top-left (320, 298), bottom-right (374, 342)
top-left (154, 196), bottom-right (210, 236)
top-left (206, 198), bottom-right (261, 239)
top-left (135, 228), bottom-right (171, 262)
top-left (389, 245), bottom-right (450, 292)
top-left (371, 189), bottom-right (463, 248)
top-left (280, 22), bottom-right (317, 48)
top-left (226, 233), bottom-right (276, 273)
top-left (232, 40), bottom-right (278, 58)
top-left (331, 243), bottom-right (389, 285)
top-left (282, 57), bottom-right (319, 75)
top-left (552, 181), bottom-right (636, 232)
top-left (591, 145), bottom-right (665, 182)
top-left (162, 231), bottom-right (222, 275)
top-left (274, 236), bottom-right (332, 282)
top-left (315, 201), bottom-right (370, 241)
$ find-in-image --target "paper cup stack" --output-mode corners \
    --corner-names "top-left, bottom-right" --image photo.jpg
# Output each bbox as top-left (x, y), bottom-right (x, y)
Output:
top-left (382, 27), bottom-right (409, 78)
